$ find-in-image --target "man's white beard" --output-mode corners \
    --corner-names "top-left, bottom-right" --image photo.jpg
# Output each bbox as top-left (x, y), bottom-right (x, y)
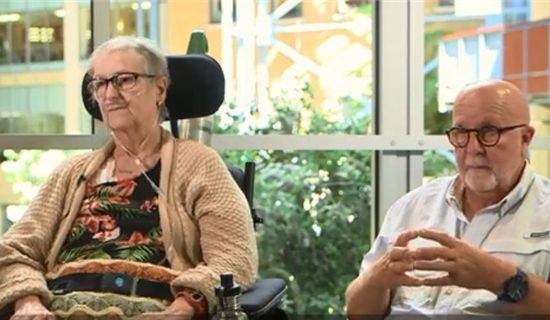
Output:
top-left (464, 170), bottom-right (498, 193)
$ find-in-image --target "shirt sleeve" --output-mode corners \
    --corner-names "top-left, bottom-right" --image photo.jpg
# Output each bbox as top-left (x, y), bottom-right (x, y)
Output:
top-left (359, 197), bottom-right (409, 274)
top-left (360, 233), bottom-right (391, 273)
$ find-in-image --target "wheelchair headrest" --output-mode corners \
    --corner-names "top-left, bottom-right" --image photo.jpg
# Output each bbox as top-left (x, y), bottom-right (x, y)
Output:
top-left (81, 54), bottom-right (225, 121)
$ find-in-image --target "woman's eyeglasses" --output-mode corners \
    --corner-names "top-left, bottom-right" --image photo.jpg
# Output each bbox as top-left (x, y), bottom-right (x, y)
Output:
top-left (88, 72), bottom-right (156, 98)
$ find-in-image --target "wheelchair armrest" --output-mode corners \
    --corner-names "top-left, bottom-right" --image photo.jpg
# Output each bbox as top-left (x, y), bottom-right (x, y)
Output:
top-left (241, 279), bottom-right (287, 318)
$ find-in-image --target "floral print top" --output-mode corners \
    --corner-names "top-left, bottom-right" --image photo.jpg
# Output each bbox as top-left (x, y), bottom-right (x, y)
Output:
top-left (58, 161), bottom-right (168, 266)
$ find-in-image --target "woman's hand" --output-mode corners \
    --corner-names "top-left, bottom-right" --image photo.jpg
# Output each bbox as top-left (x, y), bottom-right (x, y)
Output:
top-left (138, 296), bottom-right (195, 320)
top-left (11, 295), bottom-right (54, 320)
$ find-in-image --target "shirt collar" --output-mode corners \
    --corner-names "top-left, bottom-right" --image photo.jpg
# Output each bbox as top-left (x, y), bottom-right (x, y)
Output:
top-left (446, 161), bottom-right (534, 216)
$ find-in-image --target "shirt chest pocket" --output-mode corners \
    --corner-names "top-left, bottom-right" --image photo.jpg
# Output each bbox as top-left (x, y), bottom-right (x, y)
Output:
top-left (483, 239), bottom-right (550, 281)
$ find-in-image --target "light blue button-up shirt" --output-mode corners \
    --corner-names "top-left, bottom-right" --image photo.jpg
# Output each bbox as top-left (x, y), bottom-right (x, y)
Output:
top-left (360, 164), bottom-right (550, 318)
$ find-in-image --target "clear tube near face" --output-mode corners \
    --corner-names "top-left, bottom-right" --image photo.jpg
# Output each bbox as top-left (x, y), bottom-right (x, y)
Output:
top-left (98, 84), bottom-right (168, 207)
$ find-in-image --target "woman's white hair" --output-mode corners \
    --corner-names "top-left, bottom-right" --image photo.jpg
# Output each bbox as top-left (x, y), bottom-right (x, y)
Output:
top-left (89, 36), bottom-right (170, 85)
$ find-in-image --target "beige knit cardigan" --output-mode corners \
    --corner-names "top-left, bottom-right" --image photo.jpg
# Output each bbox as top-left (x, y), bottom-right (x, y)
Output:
top-left (0, 130), bottom-right (258, 313)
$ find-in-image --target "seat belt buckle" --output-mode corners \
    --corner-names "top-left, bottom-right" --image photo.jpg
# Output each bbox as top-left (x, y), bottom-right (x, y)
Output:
top-left (100, 272), bottom-right (138, 296)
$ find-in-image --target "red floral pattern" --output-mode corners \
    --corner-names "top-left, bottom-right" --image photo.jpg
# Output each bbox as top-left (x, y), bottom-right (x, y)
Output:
top-left (117, 231), bottom-right (148, 246)
top-left (58, 170), bottom-right (166, 265)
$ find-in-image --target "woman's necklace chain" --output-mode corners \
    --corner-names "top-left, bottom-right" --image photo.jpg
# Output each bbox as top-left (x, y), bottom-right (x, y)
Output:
top-left (114, 131), bottom-right (163, 176)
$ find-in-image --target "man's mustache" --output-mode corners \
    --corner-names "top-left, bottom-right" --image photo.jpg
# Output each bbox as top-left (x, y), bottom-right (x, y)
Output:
top-left (465, 158), bottom-right (491, 167)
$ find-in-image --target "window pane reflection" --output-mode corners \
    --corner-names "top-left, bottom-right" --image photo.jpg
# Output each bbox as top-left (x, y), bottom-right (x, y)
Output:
top-left (0, 1), bottom-right (92, 134)
top-left (163, 0), bottom-right (372, 135)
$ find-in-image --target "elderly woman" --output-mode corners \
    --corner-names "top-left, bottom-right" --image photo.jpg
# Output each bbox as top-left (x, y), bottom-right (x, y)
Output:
top-left (0, 36), bottom-right (258, 320)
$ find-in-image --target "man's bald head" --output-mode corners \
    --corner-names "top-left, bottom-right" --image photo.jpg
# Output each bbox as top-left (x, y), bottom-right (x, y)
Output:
top-left (450, 79), bottom-right (534, 199)
top-left (454, 80), bottom-right (530, 125)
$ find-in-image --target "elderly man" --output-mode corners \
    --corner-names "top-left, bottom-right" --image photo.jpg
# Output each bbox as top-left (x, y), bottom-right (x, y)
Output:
top-left (346, 80), bottom-right (550, 318)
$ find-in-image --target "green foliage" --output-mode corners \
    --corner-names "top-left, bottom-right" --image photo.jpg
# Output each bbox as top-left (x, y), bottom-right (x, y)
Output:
top-left (58, 241), bottom-right (112, 263)
top-left (217, 79), bottom-right (371, 315)
top-left (354, 4), bottom-right (372, 16)
top-left (255, 151), bottom-right (370, 315)
top-left (1, 150), bottom-right (83, 203)
top-left (98, 203), bottom-right (150, 220)
top-left (214, 79), bottom-right (369, 136)
top-left (114, 245), bottom-right (159, 262)
top-left (146, 226), bottom-right (162, 240)
top-left (86, 249), bottom-right (112, 260)
top-left (67, 223), bottom-right (86, 242)
top-left (423, 150), bottom-right (456, 178)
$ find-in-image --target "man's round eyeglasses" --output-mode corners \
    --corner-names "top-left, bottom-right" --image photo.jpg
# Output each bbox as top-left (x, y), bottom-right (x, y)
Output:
top-left (88, 72), bottom-right (156, 98)
top-left (445, 124), bottom-right (528, 148)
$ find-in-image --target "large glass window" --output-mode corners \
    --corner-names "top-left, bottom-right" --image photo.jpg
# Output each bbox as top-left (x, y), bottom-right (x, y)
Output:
top-left (167, 0), bottom-right (372, 135)
top-left (0, 0), bottom-right (92, 134)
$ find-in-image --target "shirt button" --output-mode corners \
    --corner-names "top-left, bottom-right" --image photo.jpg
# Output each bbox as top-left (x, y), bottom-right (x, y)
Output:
top-left (445, 289), bottom-right (453, 295)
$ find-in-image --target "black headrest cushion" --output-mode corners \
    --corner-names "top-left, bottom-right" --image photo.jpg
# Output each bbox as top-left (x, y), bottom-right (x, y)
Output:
top-left (81, 54), bottom-right (225, 121)
top-left (165, 54), bottom-right (225, 119)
